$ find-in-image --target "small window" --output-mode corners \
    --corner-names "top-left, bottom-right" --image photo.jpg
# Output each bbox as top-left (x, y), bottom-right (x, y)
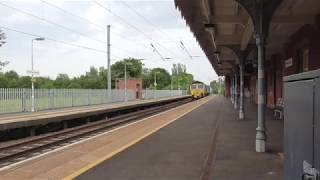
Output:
top-left (191, 84), bottom-right (197, 89)
top-left (198, 84), bottom-right (204, 89)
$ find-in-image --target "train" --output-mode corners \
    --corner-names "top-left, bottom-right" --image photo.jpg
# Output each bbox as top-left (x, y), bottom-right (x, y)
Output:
top-left (190, 81), bottom-right (210, 99)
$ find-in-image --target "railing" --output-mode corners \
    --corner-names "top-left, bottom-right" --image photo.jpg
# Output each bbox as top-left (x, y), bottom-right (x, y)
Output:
top-left (0, 88), bottom-right (187, 114)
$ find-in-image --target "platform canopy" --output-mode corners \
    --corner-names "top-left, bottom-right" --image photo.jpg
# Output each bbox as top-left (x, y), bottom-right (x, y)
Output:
top-left (174, 0), bottom-right (320, 76)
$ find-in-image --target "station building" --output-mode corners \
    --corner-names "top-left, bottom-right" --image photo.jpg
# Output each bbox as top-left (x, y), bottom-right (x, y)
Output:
top-left (115, 78), bottom-right (143, 99)
top-left (174, 0), bottom-right (320, 178)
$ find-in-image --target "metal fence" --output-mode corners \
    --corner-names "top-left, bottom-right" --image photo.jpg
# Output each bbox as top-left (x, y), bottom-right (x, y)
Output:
top-left (0, 88), bottom-right (187, 114)
top-left (142, 89), bottom-right (188, 100)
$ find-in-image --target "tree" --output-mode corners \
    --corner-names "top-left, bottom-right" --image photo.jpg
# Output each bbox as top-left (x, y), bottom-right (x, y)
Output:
top-left (0, 61), bottom-right (9, 72)
top-left (54, 74), bottom-right (70, 88)
top-left (0, 74), bottom-right (8, 88)
top-left (4, 70), bottom-right (19, 88)
top-left (141, 68), bottom-right (152, 89)
top-left (210, 78), bottom-right (225, 94)
top-left (172, 63), bottom-right (186, 76)
top-left (5, 70), bottom-right (19, 79)
top-left (172, 72), bottom-right (193, 91)
top-left (17, 76), bottom-right (32, 88)
top-left (0, 30), bottom-right (8, 72)
top-left (111, 58), bottom-right (143, 79)
top-left (67, 82), bottom-right (81, 89)
top-left (148, 68), bottom-right (171, 89)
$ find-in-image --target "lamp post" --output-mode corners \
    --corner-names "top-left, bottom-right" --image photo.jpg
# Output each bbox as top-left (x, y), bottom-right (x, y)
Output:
top-left (124, 63), bottom-right (128, 102)
top-left (30, 37), bottom-right (45, 112)
top-left (153, 71), bottom-right (160, 99)
top-left (170, 76), bottom-right (173, 96)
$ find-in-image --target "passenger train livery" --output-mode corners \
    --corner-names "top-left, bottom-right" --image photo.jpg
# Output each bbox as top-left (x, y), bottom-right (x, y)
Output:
top-left (190, 81), bottom-right (210, 99)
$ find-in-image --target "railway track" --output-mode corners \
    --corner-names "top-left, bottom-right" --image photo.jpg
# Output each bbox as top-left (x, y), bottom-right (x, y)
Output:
top-left (0, 97), bottom-right (192, 169)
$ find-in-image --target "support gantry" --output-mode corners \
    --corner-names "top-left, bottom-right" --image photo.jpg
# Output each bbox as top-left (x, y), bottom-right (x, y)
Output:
top-left (236, 0), bottom-right (283, 152)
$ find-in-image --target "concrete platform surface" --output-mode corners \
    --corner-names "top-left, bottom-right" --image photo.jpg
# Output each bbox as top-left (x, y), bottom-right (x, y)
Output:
top-left (77, 96), bottom-right (283, 180)
top-left (210, 98), bottom-right (284, 180)
top-left (77, 96), bottom-right (220, 180)
top-left (0, 95), bottom-right (190, 131)
top-left (0, 96), bottom-right (211, 180)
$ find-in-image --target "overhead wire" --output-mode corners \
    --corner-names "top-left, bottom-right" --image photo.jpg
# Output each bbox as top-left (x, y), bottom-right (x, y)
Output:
top-left (180, 41), bottom-right (193, 60)
top-left (40, 0), bottom-right (155, 58)
top-left (0, 25), bottom-right (109, 54)
top-left (0, 2), bottom-right (108, 45)
top-left (40, 1), bottom-right (140, 45)
top-left (119, 0), bottom-right (182, 46)
top-left (93, 0), bottom-right (186, 62)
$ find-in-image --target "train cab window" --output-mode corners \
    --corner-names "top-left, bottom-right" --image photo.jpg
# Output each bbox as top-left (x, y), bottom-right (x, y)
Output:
top-left (198, 84), bottom-right (204, 89)
top-left (191, 84), bottom-right (197, 89)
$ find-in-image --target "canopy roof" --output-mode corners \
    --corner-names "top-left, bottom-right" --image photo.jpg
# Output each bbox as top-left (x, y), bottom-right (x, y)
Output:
top-left (175, 0), bottom-right (320, 75)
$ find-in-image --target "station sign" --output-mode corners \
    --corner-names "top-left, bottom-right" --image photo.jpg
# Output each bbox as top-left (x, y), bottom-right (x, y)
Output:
top-left (27, 70), bottom-right (40, 75)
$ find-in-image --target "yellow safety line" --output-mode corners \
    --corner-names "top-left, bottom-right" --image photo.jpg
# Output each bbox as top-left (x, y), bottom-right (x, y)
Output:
top-left (63, 96), bottom-right (213, 180)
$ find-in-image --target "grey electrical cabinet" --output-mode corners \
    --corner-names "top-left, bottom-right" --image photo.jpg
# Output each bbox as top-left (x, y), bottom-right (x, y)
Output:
top-left (284, 69), bottom-right (320, 180)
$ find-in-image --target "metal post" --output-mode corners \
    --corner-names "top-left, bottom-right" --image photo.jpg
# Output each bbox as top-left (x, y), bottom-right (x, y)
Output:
top-left (231, 76), bottom-right (234, 103)
top-left (30, 37), bottom-right (44, 112)
top-left (31, 40), bottom-right (35, 112)
top-left (153, 72), bottom-right (157, 99)
top-left (234, 73), bottom-right (238, 109)
top-left (107, 25), bottom-right (111, 100)
top-left (124, 63), bottom-right (127, 102)
top-left (170, 76), bottom-right (173, 96)
top-left (239, 58), bottom-right (245, 119)
top-left (255, 34), bottom-right (266, 153)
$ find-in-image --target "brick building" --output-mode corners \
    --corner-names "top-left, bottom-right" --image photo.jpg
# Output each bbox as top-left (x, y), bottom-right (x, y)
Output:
top-left (115, 78), bottom-right (143, 100)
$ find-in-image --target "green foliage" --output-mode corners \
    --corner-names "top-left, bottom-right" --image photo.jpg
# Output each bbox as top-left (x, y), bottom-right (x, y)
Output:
top-left (144, 68), bottom-right (171, 89)
top-left (0, 57), bottom-right (199, 90)
top-left (210, 79), bottom-right (225, 95)
top-left (171, 73), bottom-right (193, 91)
top-left (111, 58), bottom-right (143, 79)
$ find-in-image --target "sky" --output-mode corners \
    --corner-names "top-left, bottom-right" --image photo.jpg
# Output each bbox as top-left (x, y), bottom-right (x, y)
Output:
top-left (0, 0), bottom-right (217, 84)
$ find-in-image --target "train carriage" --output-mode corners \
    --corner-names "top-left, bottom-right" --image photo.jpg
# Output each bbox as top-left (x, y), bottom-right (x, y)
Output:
top-left (190, 81), bottom-right (210, 99)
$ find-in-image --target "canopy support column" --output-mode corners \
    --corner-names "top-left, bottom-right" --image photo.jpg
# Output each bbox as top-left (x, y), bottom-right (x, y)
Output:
top-left (236, 0), bottom-right (282, 152)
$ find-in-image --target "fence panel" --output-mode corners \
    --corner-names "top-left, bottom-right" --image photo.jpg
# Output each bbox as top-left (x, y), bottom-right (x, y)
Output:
top-left (0, 88), bottom-right (187, 114)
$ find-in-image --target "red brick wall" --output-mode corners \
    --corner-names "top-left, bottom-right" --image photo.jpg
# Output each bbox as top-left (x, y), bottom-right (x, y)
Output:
top-left (283, 25), bottom-right (320, 76)
top-left (116, 78), bottom-right (143, 99)
top-left (266, 58), bottom-right (275, 108)
top-left (275, 55), bottom-right (284, 101)
top-left (244, 23), bottom-right (320, 109)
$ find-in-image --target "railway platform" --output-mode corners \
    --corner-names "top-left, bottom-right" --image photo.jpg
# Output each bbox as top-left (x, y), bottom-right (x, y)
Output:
top-left (76, 96), bottom-right (283, 180)
top-left (0, 95), bottom-right (189, 131)
top-left (0, 96), bottom-right (283, 179)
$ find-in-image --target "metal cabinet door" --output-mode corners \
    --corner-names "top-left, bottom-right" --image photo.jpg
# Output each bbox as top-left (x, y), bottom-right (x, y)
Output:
top-left (284, 79), bottom-right (314, 180)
